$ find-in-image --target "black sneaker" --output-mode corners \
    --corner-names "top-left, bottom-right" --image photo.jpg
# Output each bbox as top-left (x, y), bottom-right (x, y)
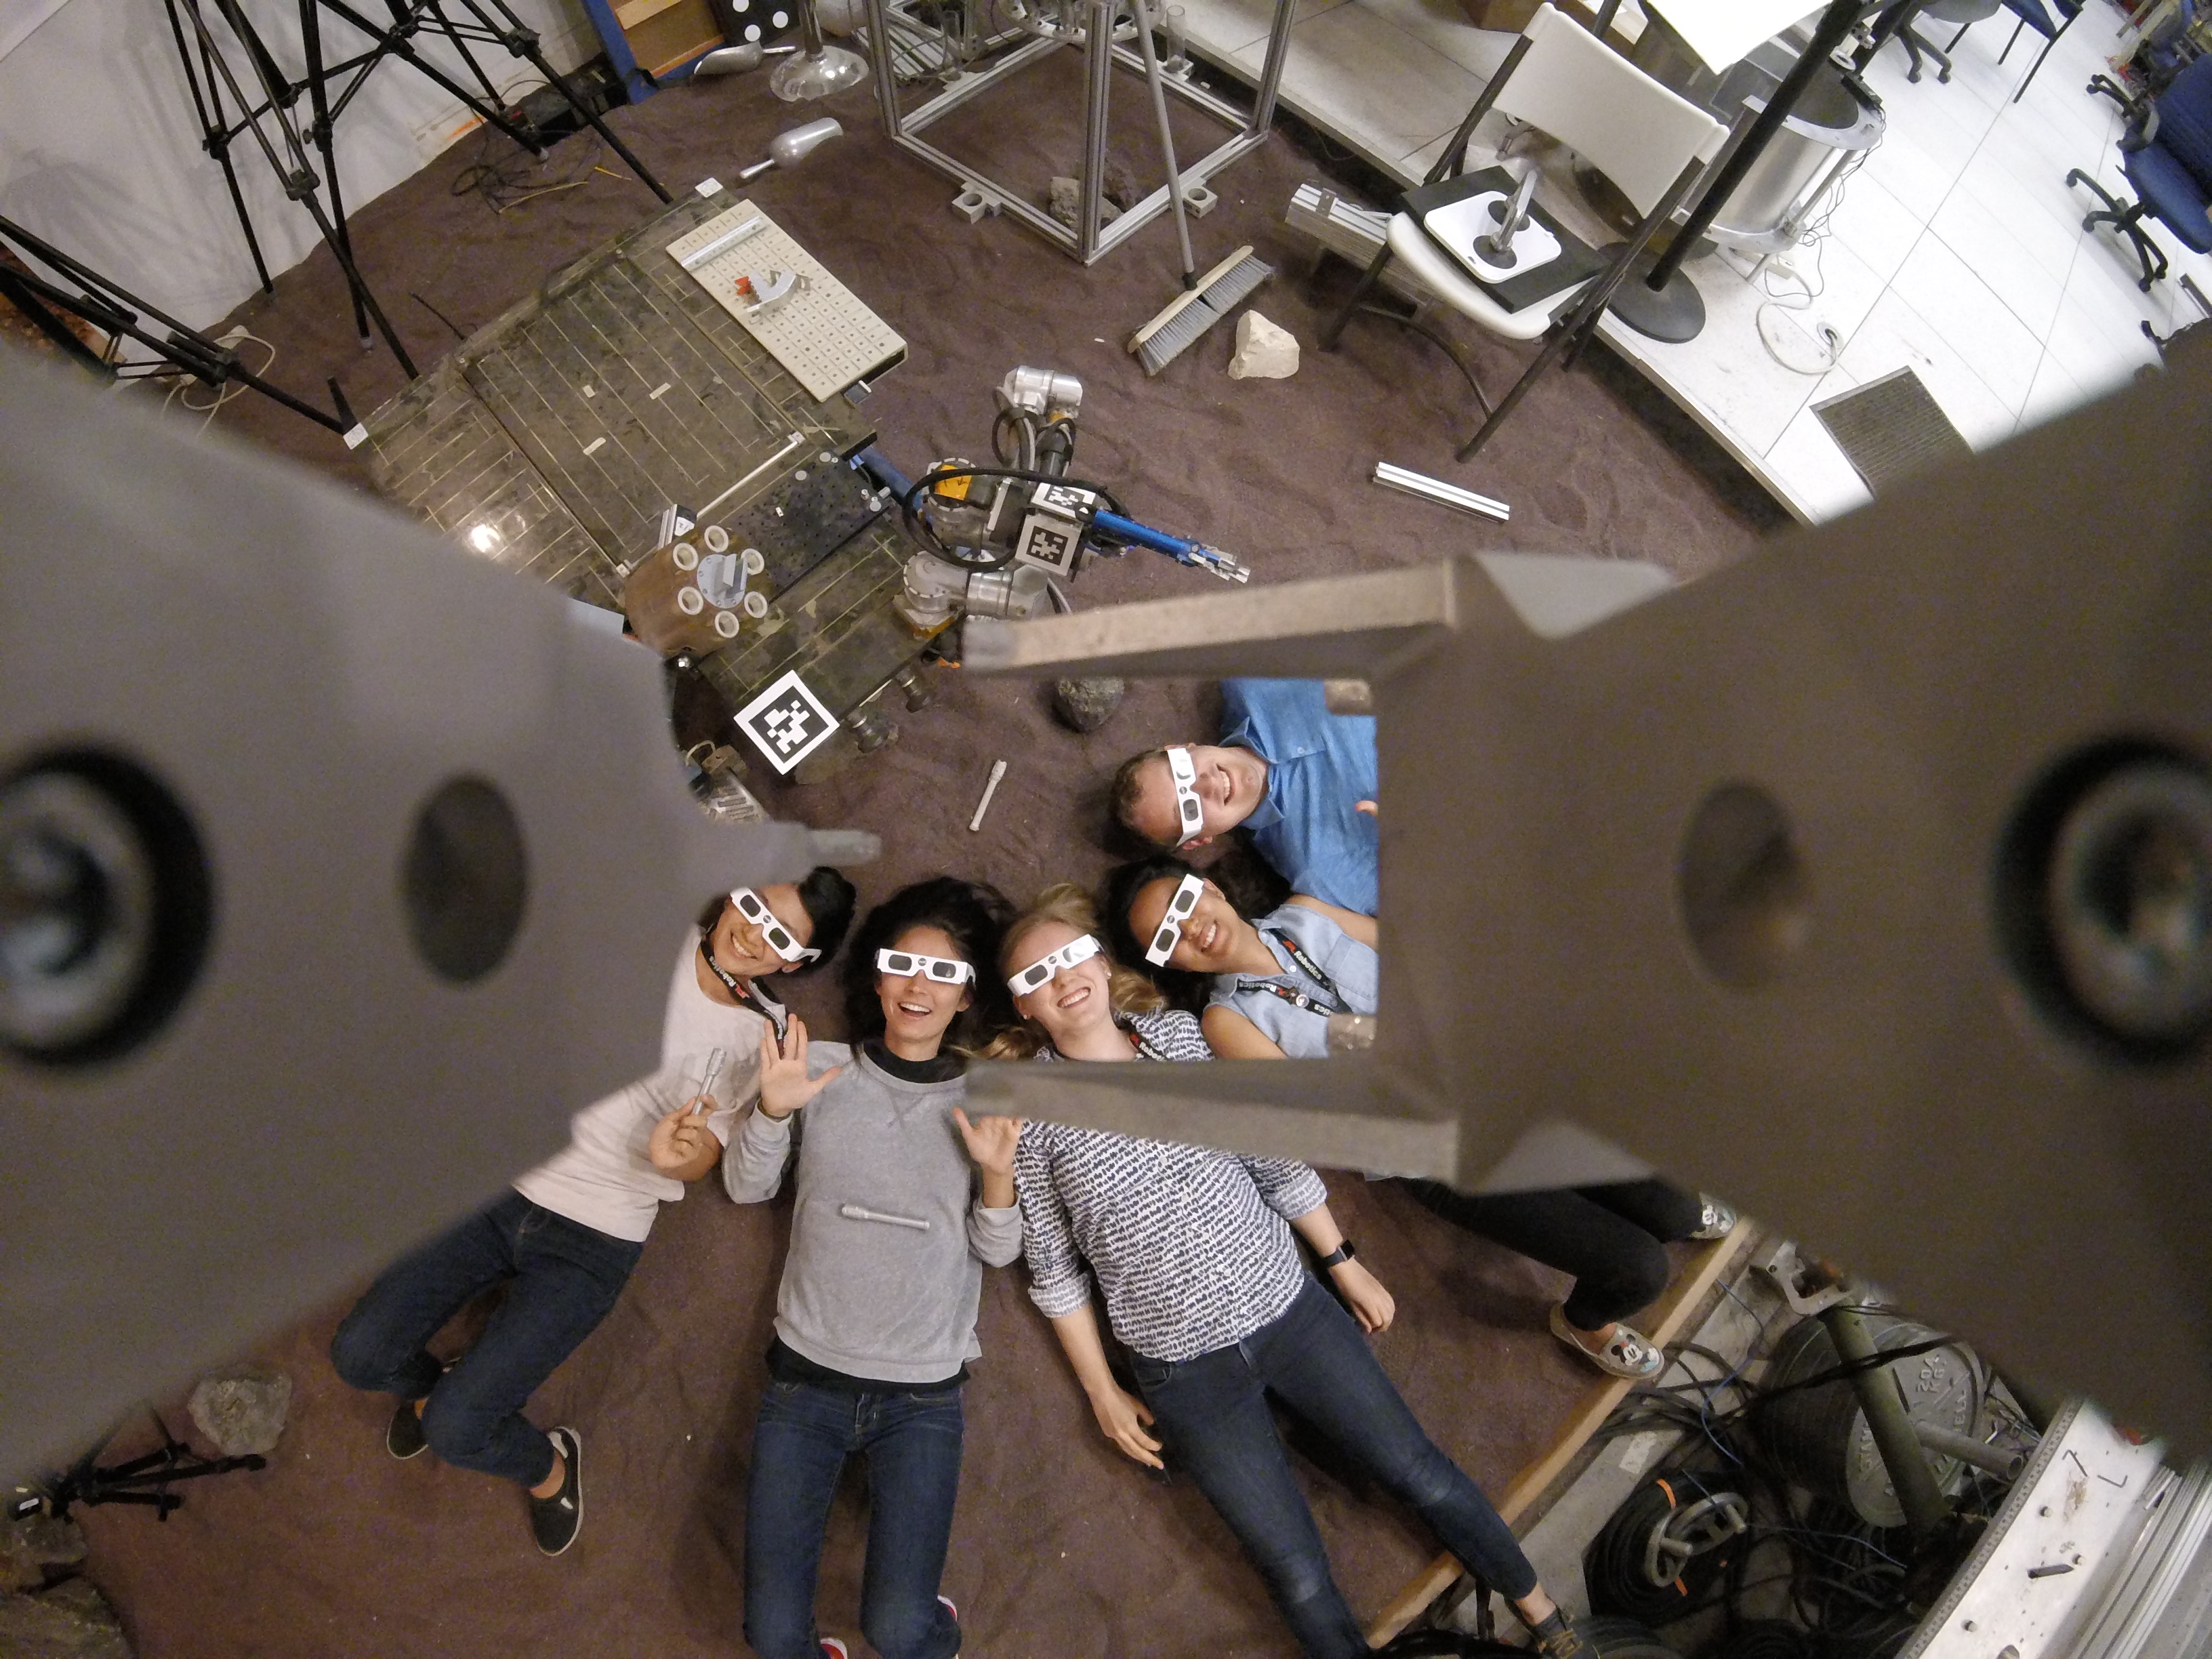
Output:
top-left (529, 1427), bottom-right (582, 1557)
top-left (386, 1399), bottom-right (428, 1460)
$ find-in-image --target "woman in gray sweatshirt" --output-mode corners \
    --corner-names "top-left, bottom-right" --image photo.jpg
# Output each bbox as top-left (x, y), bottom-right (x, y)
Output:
top-left (724, 878), bottom-right (1024, 1659)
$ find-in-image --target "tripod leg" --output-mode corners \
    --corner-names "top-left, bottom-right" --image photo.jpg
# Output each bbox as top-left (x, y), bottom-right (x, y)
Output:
top-left (298, 0), bottom-right (373, 349)
top-left (457, 0), bottom-right (672, 202)
top-left (314, 0), bottom-right (550, 155)
top-left (165, 0), bottom-right (276, 292)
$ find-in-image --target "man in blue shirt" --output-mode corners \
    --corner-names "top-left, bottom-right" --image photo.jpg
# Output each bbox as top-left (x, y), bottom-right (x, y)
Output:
top-left (1110, 678), bottom-right (1380, 915)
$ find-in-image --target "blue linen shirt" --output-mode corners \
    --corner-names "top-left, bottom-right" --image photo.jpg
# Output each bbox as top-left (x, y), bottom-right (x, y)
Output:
top-left (1221, 678), bottom-right (1380, 914)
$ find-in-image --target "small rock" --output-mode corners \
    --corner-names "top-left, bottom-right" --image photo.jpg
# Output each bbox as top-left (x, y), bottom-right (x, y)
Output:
top-left (1046, 176), bottom-right (1120, 231)
top-left (1054, 677), bottom-right (1126, 733)
top-left (1102, 158), bottom-right (1143, 211)
top-left (0, 1578), bottom-right (132, 1658)
top-left (187, 1370), bottom-right (291, 1458)
top-left (0, 1515), bottom-right (85, 1593)
top-left (1227, 310), bottom-right (1300, 380)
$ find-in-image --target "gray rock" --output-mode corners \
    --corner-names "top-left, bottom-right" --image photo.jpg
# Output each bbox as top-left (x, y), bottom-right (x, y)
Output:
top-left (0, 1578), bottom-right (131, 1658)
top-left (0, 1515), bottom-right (85, 1593)
top-left (186, 1370), bottom-right (291, 1457)
top-left (1053, 677), bottom-right (1126, 733)
top-left (1046, 177), bottom-right (1119, 231)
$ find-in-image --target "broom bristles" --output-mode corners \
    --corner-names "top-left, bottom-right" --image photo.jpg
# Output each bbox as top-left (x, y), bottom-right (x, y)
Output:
top-left (1128, 249), bottom-right (1274, 376)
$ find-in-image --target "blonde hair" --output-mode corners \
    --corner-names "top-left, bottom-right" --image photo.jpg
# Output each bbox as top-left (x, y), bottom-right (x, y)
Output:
top-left (979, 882), bottom-right (1166, 1059)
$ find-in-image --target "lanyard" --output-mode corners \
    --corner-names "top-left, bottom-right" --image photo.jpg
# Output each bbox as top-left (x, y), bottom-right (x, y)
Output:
top-left (1128, 1029), bottom-right (1174, 1063)
top-left (700, 940), bottom-right (788, 1038)
top-left (1238, 927), bottom-right (1351, 1018)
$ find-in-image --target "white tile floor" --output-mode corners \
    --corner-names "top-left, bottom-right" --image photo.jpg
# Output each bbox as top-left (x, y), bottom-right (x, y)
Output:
top-left (1181, 0), bottom-right (2212, 522)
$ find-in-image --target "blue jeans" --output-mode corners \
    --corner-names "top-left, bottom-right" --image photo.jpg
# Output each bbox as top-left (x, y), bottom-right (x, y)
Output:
top-left (1130, 1276), bottom-right (1537, 1659)
top-left (329, 1190), bottom-right (642, 1486)
top-left (744, 1380), bottom-right (964, 1659)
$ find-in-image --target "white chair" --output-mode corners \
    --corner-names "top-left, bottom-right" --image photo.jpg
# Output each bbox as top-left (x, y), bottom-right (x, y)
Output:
top-left (1319, 3), bottom-right (1726, 464)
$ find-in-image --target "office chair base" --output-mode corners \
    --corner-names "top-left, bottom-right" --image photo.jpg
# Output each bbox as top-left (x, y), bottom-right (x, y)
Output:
top-left (1605, 249), bottom-right (1706, 342)
top-left (2066, 167), bottom-right (2170, 291)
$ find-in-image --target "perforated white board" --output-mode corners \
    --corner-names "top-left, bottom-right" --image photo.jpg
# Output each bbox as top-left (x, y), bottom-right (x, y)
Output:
top-left (666, 201), bottom-right (905, 403)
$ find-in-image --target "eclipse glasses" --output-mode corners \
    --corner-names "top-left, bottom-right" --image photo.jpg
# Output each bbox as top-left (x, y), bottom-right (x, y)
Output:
top-left (1165, 747), bottom-right (1206, 846)
top-left (731, 886), bottom-right (821, 963)
top-left (1143, 874), bottom-right (1206, 966)
top-left (876, 948), bottom-right (975, 985)
top-left (1007, 933), bottom-right (1102, 997)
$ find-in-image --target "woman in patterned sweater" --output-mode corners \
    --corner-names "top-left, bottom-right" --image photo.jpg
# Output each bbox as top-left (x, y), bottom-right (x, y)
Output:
top-left (989, 885), bottom-right (1587, 1659)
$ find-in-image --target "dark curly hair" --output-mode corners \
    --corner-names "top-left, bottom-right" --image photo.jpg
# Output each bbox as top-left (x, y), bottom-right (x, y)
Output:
top-left (1101, 855), bottom-right (1215, 1013)
top-left (694, 867), bottom-right (859, 975)
top-left (842, 876), bottom-right (1017, 1047)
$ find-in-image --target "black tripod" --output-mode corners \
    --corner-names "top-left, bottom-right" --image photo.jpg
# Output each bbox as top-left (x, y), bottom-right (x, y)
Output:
top-left (7, 1410), bottom-right (266, 1524)
top-left (0, 213), bottom-right (357, 433)
top-left (161, 0), bottom-right (674, 380)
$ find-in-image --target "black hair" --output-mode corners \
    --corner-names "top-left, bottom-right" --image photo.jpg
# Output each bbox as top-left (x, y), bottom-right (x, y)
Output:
top-left (694, 866), bottom-right (859, 976)
top-left (1101, 855), bottom-right (1214, 1013)
top-left (841, 877), bottom-right (1017, 1046)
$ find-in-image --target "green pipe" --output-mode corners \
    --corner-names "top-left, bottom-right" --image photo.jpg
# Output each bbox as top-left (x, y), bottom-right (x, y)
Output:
top-left (1822, 1303), bottom-right (1950, 1543)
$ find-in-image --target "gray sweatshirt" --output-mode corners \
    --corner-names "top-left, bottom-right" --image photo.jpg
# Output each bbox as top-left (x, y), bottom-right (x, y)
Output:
top-left (722, 1043), bottom-right (1023, 1384)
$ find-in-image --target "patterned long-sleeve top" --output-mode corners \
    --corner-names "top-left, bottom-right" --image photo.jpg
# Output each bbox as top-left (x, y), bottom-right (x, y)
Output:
top-left (1014, 1009), bottom-right (1330, 1361)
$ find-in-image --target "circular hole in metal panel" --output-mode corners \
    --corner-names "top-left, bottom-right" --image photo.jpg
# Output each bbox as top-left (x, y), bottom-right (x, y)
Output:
top-left (1677, 781), bottom-right (1811, 989)
top-left (401, 777), bottom-right (527, 983)
top-left (2001, 742), bottom-right (2212, 1061)
top-left (0, 751), bottom-right (211, 1064)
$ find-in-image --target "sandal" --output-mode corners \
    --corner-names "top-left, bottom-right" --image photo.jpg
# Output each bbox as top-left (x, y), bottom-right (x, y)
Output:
top-left (1550, 1303), bottom-right (1663, 1379)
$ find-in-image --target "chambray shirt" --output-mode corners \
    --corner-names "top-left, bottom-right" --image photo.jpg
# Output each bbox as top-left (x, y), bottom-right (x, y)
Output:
top-left (1222, 678), bottom-right (1379, 915)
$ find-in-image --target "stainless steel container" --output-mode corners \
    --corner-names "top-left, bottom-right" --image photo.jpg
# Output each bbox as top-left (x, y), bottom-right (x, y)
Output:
top-left (1633, 18), bottom-right (1886, 255)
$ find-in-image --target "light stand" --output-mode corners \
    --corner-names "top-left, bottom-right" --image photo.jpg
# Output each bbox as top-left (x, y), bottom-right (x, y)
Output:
top-left (159, 0), bottom-right (674, 379)
top-left (0, 213), bottom-right (357, 434)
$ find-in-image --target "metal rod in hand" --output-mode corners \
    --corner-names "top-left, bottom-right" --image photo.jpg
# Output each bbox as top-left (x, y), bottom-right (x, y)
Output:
top-left (1642, 0), bottom-right (1870, 291)
top-left (1131, 0), bottom-right (1196, 283)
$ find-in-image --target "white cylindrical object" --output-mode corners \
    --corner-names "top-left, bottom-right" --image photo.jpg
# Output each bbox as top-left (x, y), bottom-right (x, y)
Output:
top-left (703, 525), bottom-right (731, 554)
top-left (713, 610), bottom-right (741, 638)
top-left (677, 586), bottom-right (705, 615)
top-left (968, 758), bottom-right (1008, 832)
top-left (742, 547), bottom-right (766, 576)
top-left (672, 541), bottom-right (700, 571)
top-left (743, 591), bottom-right (769, 618)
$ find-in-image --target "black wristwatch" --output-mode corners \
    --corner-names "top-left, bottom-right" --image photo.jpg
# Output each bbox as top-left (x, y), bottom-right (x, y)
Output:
top-left (1317, 1240), bottom-right (1357, 1270)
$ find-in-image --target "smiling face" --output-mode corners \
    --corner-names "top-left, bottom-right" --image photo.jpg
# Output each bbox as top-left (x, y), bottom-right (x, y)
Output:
top-left (1126, 875), bottom-right (1242, 974)
top-left (1128, 745), bottom-right (1267, 848)
top-left (876, 922), bottom-right (971, 1052)
top-left (1007, 919), bottom-right (1115, 1047)
top-left (708, 882), bottom-right (815, 981)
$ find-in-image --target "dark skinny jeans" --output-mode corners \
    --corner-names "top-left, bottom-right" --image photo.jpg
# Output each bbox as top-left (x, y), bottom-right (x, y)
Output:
top-left (329, 1190), bottom-right (641, 1486)
top-left (1401, 1177), bottom-right (1703, 1331)
top-left (1129, 1276), bottom-right (1536, 1659)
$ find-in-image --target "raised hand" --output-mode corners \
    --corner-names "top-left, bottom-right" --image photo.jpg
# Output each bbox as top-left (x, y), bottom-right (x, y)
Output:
top-left (1331, 1256), bottom-right (1396, 1334)
top-left (1089, 1382), bottom-right (1164, 1469)
top-left (758, 1017), bottom-right (840, 1121)
top-left (951, 1107), bottom-right (1024, 1178)
top-left (648, 1095), bottom-right (718, 1174)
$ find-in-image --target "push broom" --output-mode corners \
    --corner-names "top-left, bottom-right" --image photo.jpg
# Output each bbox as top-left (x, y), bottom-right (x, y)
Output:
top-left (1125, 0), bottom-right (1272, 376)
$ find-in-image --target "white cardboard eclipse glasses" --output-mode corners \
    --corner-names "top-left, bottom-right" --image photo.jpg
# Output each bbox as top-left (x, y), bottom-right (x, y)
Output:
top-left (876, 947), bottom-right (975, 985)
top-left (1143, 874), bottom-right (1206, 966)
top-left (731, 886), bottom-right (821, 963)
top-left (1165, 746), bottom-right (1206, 846)
top-left (1007, 932), bottom-right (1103, 997)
